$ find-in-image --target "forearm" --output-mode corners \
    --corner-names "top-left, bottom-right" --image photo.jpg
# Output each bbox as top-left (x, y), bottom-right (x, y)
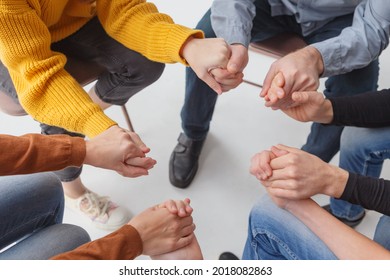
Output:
top-left (329, 89), bottom-right (390, 127)
top-left (0, 134), bottom-right (85, 175)
top-left (312, 0), bottom-right (390, 77)
top-left (97, 0), bottom-right (203, 65)
top-left (51, 225), bottom-right (143, 260)
top-left (286, 199), bottom-right (390, 259)
top-left (0, 5), bottom-right (116, 137)
top-left (340, 173), bottom-right (390, 216)
top-left (14, 69), bottom-right (117, 137)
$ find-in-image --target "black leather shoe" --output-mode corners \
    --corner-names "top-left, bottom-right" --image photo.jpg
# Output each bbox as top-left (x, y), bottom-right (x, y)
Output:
top-left (322, 204), bottom-right (365, 228)
top-left (219, 252), bottom-right (239, 260)
top-left (169, 133), bottom-right (205, 188)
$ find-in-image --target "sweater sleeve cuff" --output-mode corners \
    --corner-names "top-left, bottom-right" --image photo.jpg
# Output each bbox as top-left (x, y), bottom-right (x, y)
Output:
top-left (166, 26), bottom-right (204, 65)
top-left (68, 137), bottom-right (86, 166)
top-left (339, 172), bottom-right (357, 201)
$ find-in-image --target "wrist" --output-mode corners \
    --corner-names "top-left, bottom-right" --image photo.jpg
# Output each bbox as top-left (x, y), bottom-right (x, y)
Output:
top-left (324, 165), bottom-right (348, 198)
top-left (305, 46), bottom-right (324, 77)
top-left (319, 99), bottom-right (334, 124)
top-left (180, 36), bottom-right (196, 63)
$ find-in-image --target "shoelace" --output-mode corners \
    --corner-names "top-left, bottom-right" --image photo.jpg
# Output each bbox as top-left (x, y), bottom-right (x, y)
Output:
top-left (78, 192), bottom-right (110, 218)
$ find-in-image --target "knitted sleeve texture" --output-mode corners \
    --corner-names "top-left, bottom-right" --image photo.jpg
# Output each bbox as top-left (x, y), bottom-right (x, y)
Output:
top-left (0, 0), bottom-right (203, 137)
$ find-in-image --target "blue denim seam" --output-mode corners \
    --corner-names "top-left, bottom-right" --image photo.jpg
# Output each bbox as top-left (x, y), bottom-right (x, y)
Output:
top-left (252, 228), bottom-right (299, 260)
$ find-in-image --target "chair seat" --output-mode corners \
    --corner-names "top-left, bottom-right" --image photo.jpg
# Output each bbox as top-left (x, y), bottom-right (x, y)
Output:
top-left (249, 33), bottom-right (307, 59)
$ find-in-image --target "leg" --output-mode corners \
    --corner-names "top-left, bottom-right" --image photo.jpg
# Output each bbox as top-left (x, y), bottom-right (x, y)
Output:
top-left (169, 2), bottom-right (301, 188)
top-left (374, 215), bottom-right (390, 250)
top-left (331, 126), bottom-right (390, 222)
top-left (301, 60), bottom-right (379, 162)
top-left (0, 224), bottom-right (90, 260)
top-left (44, 18), bottom-right (164, 230)
top-left (300, 14), bottom-right (379, 223)
top-left (242, 195), bottom-right (337, 260)
top-left (0, 173), bottom-right (64, 251)
top-left (169, 9), bottom-right (219, 188)
top-left (302, 14), bottom-right (379, 162)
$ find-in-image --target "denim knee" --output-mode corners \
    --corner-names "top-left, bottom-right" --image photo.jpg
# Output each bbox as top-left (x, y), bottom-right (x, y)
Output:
top-left (340, 126), bottom-right (390, 177)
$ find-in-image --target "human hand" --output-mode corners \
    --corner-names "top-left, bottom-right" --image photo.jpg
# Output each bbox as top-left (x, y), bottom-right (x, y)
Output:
top-left (250, 148), bottom-right (286, 180)
top-left (209, 44), bottom-right (248, 93)
top-left (181, 37), bottom-right (231, 94)
top-left (281, 90), bottom-right (334, 123)
top-left (158, 198), bottom-right (193, 218)
top-left (260, 46), bottom-right (324, 109)
top-left (151, 235), bottom-right (203, 260)
top-left (260, 145), bottom-right (348, 199)
top-left (84, 125), bottom-right (156, 177)
top-left (128, 200), bottom-right (196, 256)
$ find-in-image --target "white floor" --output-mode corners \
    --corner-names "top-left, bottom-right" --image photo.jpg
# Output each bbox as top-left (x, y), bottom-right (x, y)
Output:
top-left (2, 0), bottom-right (390, 260)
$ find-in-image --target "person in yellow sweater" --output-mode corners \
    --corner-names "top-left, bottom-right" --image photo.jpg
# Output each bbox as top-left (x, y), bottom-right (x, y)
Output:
top-left (0, 0), bottom-right (232, 230)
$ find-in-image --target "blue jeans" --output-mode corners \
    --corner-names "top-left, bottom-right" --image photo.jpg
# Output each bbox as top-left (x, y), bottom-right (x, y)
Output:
top-left (243, 195), bottom-right (390, 259)
top-left (0, 173), bottom-right (90, 259)
top-left (0, 17), bottom-right (165, 182)
top-left (330, 126), bottom-right (390, 242)
top-left (181, 2), bottom-right (379, 157)
top-left (242, 195), bottom-right (337, 260)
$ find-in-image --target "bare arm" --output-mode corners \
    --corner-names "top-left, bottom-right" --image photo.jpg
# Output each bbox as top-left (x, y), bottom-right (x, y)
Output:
top-left (285, 199), bottom-right (390, 260)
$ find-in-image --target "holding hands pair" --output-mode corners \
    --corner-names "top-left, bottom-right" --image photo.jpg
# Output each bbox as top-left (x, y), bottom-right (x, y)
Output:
top-left (182, 38), bottom-right (248, 94)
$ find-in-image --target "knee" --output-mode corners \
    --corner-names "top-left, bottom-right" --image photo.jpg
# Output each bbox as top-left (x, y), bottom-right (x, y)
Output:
top-left (340, 127), bottom-right (372, 159)
top-left (35, 173), bottom-right (64, 203)
top-left (139, 61), bottom-right (165, 85)
top-left (120, 60), bottom-right (165, 87)
top-left (248, 195), bottom-right (283, 233)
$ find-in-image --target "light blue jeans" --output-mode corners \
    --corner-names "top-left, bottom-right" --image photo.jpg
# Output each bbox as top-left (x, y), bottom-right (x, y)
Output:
top-left (0, 173), bottom-right (90, 259)
top-left (243, 126), bottom-right (390, 260)
top-left (243, 195), bottom-right (337, 260)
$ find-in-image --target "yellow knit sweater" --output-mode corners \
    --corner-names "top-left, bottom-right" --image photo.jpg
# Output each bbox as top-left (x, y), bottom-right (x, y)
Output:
top-left (0, 0), bottom-right (203, 137)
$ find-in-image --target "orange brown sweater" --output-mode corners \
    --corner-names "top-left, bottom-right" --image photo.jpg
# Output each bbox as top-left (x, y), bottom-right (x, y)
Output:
top-left (51, 225), bottom-right (143, 260)
top-left (0, 0), bottom-right (203, 138)
top-left (1, 133), bottom-right (143, 259)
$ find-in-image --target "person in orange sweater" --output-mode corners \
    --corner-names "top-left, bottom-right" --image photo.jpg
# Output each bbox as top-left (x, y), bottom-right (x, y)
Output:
top-left (0, 0), bottom-right (234, 230)
top-left (0, 131), bottom-right (200, 259)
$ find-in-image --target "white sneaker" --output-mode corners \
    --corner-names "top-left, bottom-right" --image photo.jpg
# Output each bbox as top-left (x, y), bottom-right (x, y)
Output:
top-left (65, 191), bottom-right (130, 231)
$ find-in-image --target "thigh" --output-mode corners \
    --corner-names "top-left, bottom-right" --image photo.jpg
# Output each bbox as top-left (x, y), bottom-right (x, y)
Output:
top-left (0, 224), bottom-right (90, 260)
top-left (243, 195), bottom-right (337, 260)
top-left (0, 173), bottom-right (64, 250)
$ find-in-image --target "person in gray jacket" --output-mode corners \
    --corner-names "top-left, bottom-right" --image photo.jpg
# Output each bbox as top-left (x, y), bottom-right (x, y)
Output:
top-left (169, 0), bottom-right (390, 227)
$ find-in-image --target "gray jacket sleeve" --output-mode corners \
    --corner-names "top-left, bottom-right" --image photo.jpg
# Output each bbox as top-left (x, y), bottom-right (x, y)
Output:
top-left (312, 0), bottom-right (390, 77)
top-left (210, 0), bottom-right (256, 47)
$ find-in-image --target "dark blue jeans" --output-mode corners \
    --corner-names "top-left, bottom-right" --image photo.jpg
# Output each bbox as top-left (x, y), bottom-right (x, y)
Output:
top-left (0, 17), bottom-right (165, 182)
